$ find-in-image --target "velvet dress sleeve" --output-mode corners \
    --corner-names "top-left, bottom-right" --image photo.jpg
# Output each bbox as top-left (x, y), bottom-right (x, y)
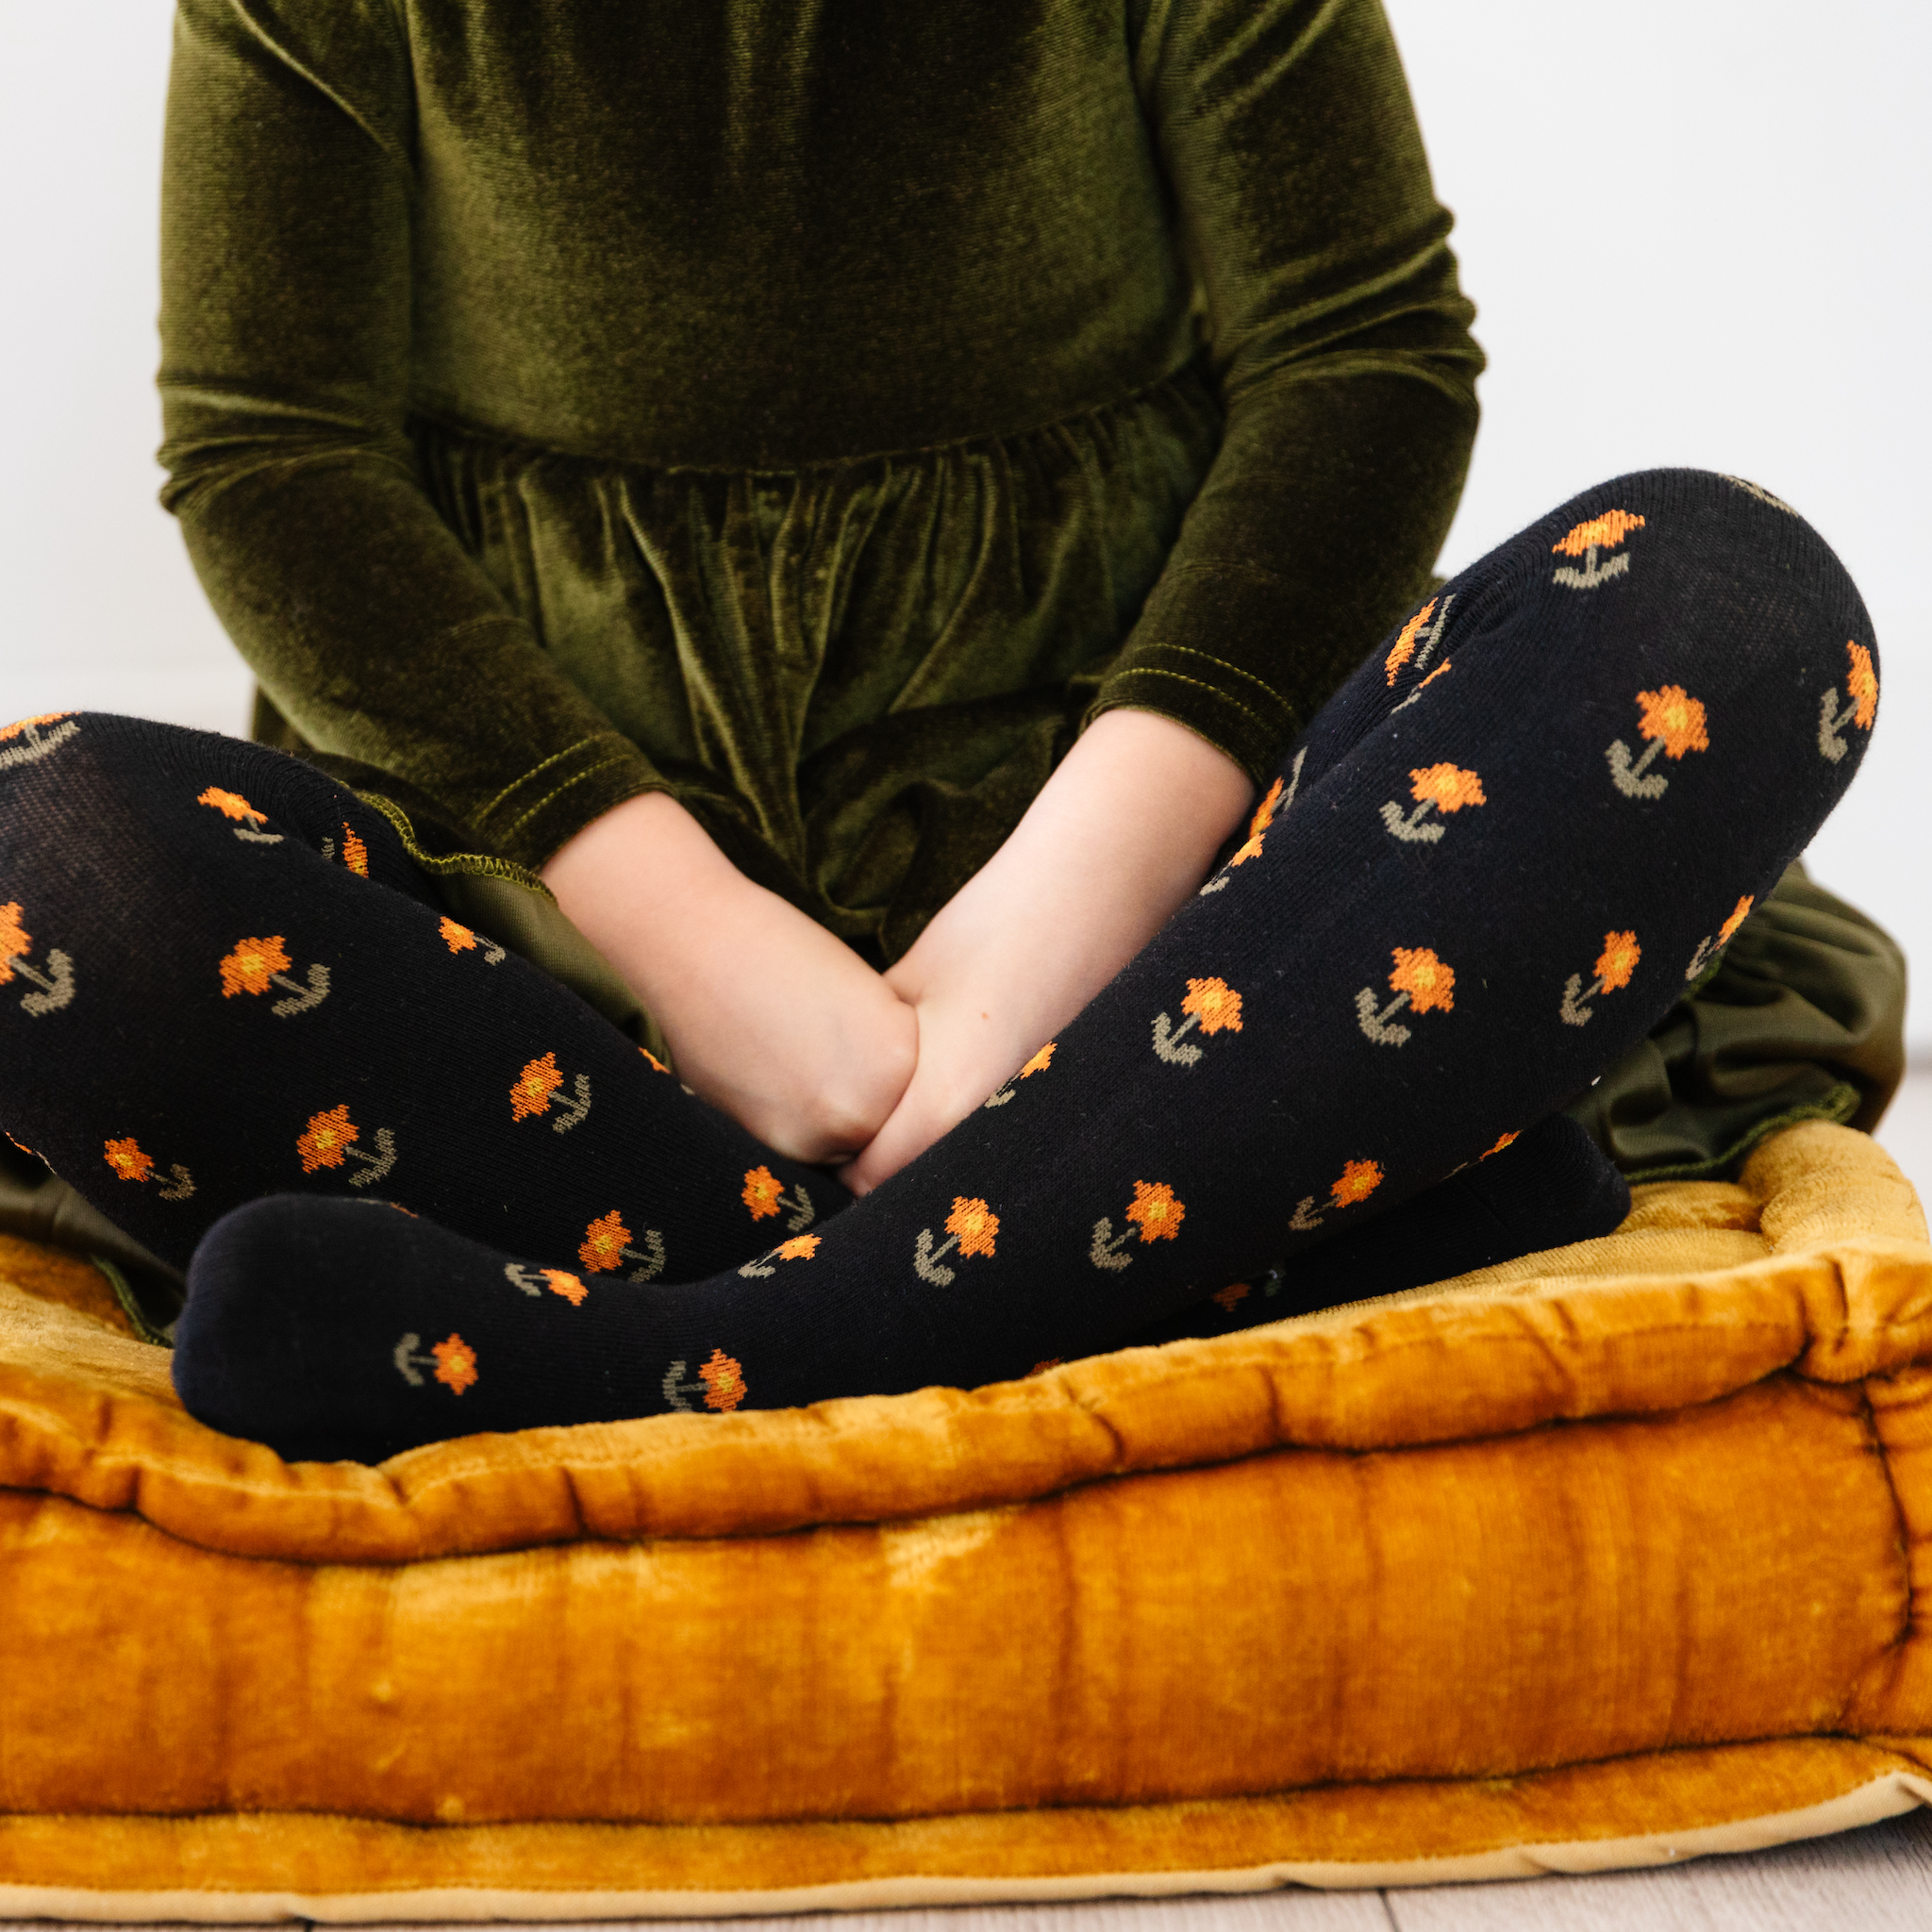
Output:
top-left (157, 0), bottom-right (662, 870)
top-left (1092, 0), bottom-right (1484, 776)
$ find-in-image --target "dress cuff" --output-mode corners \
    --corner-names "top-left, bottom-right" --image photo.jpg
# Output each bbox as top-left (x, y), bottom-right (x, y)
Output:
top-left (466, 731), bottom-right (666, 872)
top-left (1090, 567), bottom-right (1309, 782)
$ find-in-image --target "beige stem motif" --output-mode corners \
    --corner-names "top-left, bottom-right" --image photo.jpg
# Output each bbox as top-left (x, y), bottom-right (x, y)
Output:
top-left (623, 1230), bottom-right (667, 1282)
top-left (392, 1335), bottom-right (437, 1386)
top-left (1288, 1197), bottom-right (1324, 1231)
top-left (0, 719), bottom-right (79, 769)
top-left (1553, 544), bottom-right (1630, 591)
top-left (11, 949), bottom-right (75, 1017)
top-left (343, 1128), bottom-right (398, 1188)
top-left (1151, 1011), bottom-right (1203, 1065)
top-left (660, 1360), bottom-right (709, 1409)
top-left (780, 1183), bottom-right (814, 1233)
top-left (1605, 735), bottom-right (1669, 799)
top-left (1559, 974), bottom-right (1606, 1027)
top-left (391, 1332), bottom-right (475, 1391)
top-left (1089, 1218), bottom-right (1133, 1272)
top-left (1390, 594), bottom-right (1455, 693)
top-left (913, 1229), bottom-right (961, 1286)
top-left (156, 1164), bottom-right (195, 1202)
top-left (549, 1074), bottom-right (592, 1135)
top-left (1199, 747), bottom-right (1306, 895)
top-left (1378, 798), bottom-right (1444, 843)
top-left (1355, 988), bottom-right (1412, 1046)
top-left (234, 825), bottom-right (283, 845)
top-left (270, 964), bottom-right (331, 1017)
top-left (1818, 689), bottom-right (1858, 763)
top-left (1684, 935), bottom-right (1717, 982)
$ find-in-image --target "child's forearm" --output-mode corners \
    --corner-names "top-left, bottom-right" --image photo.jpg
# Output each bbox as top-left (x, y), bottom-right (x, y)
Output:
top-left (845, 709), bottom-right (1255, 1191)
top-left (541, 791), bottom-right (917, 1163)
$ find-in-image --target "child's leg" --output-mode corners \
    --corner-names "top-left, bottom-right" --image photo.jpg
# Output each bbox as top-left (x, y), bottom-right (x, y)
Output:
top-left (0, 715), bottom-right (845, 1275)
top-left (174, 470), bottom-right (1880, 1460)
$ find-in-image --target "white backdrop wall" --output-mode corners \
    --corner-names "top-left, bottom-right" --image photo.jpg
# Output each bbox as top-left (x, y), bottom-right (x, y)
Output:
top-left (2, 1), bottom-right (1927, 1043)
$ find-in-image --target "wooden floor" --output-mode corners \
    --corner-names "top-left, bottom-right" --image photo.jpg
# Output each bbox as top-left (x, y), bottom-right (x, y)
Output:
top-left (25, 1807), bottom-right (1932, 1931)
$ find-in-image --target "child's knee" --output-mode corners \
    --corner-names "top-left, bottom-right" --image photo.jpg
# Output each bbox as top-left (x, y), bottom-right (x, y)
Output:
top-left (0, 710), bottom-right (425, 903)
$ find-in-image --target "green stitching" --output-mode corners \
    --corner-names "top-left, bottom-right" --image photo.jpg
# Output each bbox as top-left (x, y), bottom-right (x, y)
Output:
top-left (357, 793), bottom-right (557, 899)
top-left (90, 1256), bottom-right (175, 1349)
top-left (499, 758), bottom-right (644, 841)
top-left (1102, 667), bottom-right (1273, 737)
top-left (1131, 641), bottom-right (1295, 709)
top-left (1621, 1084), bottom-right (1863, 1187)
top-left (475, 737), bottom-right (602, 825)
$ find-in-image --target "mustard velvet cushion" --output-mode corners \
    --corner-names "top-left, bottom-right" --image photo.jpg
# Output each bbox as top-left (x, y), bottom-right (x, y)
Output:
top-left (1, 1119), bottom-right (1929, 1917)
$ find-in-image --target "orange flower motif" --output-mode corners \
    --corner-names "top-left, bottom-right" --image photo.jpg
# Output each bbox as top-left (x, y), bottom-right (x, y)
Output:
top-left (1595, 930), bottom-right (1641, 991)
top-left (197, 786), bottom-right (267, 826)
top-left (341, 825), bottom-right (369, 877)
top-left (1020, 1041), bottom-right (1057, 1077)
top-left (1480, 1132), bottom-right (1519, 1161)
top-left (510, 1051), bottom-right (563, 1121)
top-left (776, 1234), bottom-right (821, 1260)
top-left (431, 1334), bottom-right (478, 1394)
top-left (1389, 946), bottom-right (1455, 1015)
top-left (1634, 685), bottom-right (1709, 761)
top-left (1408, 763), bottom-right (1486, 813)
top-left (219, 935), bottom-right (292, 999)
top-left (741, 1165), bottom-right (784, 1221)
top-left (1181, 976), bottom-right (1243, 1036)
top-left (0, 712), bottom-right (70, 741)
top-left (1028, 1358), bottom-right (1065, 1376)
top-left (1552, 510), bottom-right (1645, 557)
top-left (1330, 1158), bottom-right (1384, 1208)
top-left (542, 1269), bottom-right (588, 1307)
top-left (103, 1137), bottom-right (155, 1183)
top-left (1229, 775), bottom-right (1285, 866)
top-left (945, 1196), bottom-right (1001, 1258)
top-left (1385, 600), bottom-right (1437, 685)
top-left (698, 1347), bottom-right (747, 1411)
top-left (1124, 1179), bottom-right (1185, 1243)
top-left (440, 917), bottom-right (479, 955)
top-left (0, 903), bottom-right (30, 985)
top-left (641, 1047), bottom-right (670, 1074)
top-left (296, 1104), bottom-right (358, 1173)
top-left (1212, 1281), bottom-right (1252, 1312)
top-left (1847, 641), bottom-right (1878, 730)
top-left (578, 1208), bottom-right (632, 1274)
top-left (1719, 896), bottom-right (1754, 946)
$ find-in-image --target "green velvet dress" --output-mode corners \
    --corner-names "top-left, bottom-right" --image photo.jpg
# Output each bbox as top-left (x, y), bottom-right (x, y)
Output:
top-left (142, 0), bottom-right (1904, 1220)
top-left (157, 0), bottom-right (1482, 954)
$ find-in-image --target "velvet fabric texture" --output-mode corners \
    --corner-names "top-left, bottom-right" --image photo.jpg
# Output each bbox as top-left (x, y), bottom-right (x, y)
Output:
top-left (0, 1124), bottom-right (1928, 1908)
top-left (158, 0), bottom-right (1480, 938)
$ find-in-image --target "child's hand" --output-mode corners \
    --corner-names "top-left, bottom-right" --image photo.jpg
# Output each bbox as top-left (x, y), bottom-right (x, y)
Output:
top-left (843, 709), bottom-right (1255, 1192)
top-left (542, 792), bottom-right (917, 1163)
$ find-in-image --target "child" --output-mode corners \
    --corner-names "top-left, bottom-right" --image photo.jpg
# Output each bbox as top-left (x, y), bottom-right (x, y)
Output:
top-left (0, 0), bottom-right (1888, 1458)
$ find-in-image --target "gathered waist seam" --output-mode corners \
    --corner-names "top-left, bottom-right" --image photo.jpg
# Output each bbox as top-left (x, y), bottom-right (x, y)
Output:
top-left (406, 349), bottom-right (1216, 482)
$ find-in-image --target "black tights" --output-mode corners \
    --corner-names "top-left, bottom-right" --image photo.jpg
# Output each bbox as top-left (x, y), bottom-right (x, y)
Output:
top-left (0, 472), bottom-right (1876, 1456)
